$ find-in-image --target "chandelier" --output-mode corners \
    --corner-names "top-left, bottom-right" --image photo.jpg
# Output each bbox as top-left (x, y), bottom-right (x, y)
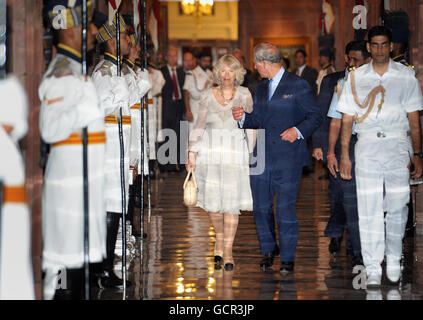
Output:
top-left (181, 0), bottom-right (214, 28)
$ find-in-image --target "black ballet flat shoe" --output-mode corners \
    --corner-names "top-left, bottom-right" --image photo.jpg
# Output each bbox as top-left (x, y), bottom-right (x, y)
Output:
top-left (224, 263), bottom-right (234, 271)
top-left (214, 255), bottom-right (223, 270)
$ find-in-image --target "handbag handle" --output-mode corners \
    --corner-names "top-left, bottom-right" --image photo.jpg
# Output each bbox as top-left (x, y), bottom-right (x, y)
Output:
top-left (183, 168), bottom-right (198, 190)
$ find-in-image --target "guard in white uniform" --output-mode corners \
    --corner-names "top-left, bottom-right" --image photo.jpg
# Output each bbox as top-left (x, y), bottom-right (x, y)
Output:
top-left (39, 0), bottom-right (107, 300)
top-left (123, 33), bottom-right (151, 178)
top-left (337, 26), bottom-right (423, 287)
top-left (122, 26), bottom-right (151, 231)
top-left (91, 15), bottom-right (132, 289)
top-left (0, 76), bottom-right (35, 300)
top-left (147, 65), bottom-right (166, 168)
top-left (183, 63), bottom-right (214, 133)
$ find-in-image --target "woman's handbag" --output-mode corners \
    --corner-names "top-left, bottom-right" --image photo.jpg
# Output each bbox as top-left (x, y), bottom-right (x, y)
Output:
top-left (183, 169), bottom-right (198, 206)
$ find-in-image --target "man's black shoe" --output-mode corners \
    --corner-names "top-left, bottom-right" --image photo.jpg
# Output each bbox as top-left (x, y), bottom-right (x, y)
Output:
top-left (260, 254), bottom-right (274, 271)
top-left (98, 271), bottom-right (131, 290)
top-left (351, 254), bottom-right (363, 269)
top-left (329, 237), bottom-right (342, 255)
top-left (279, 261), bottom-right (294, 274)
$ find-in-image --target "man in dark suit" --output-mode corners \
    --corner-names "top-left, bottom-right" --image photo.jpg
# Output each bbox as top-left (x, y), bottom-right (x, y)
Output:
top-left (159, 46), bottom-right (186, 172)
top-left (232, 42), bottom-right (322, 273)
top-left (293, 49), bottom-right (318, 96)
top-left (311, 42), bottom-right (355, 259)
top-left (233, 48), bottom-right (252, 88)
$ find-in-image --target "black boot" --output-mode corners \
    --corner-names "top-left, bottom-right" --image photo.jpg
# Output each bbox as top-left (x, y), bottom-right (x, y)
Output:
top-left (98, 212), bottom-right (123, 289)
top-left (149, 160), bottom-right (156, 179)
top-left (97, 212), bottom-right (132, 289)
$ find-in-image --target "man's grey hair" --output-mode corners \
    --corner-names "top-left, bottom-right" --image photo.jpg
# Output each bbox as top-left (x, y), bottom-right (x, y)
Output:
top-left (254, 42), bottom-right (282, 64)
top-left (166, 46), bottom-right (178, 56)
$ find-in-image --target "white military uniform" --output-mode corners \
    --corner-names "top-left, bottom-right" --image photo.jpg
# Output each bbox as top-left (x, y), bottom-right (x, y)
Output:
top-left (148, 67), bottom-right (166, 159)
top-left (0, 76), bottom-right (35, 300)
top-left (92, 53), bottom-right (132, 213)
top-left (337, 60), bottom-right (423, 276)
top-left (39, 46), bottom-right (107, 299)
top-left (122, 60), bottom-right (152, 175)
top-left (183, 65), bottom-right (213, 132)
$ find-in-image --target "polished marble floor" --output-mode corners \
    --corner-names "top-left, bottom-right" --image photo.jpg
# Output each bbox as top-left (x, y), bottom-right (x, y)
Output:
top-left (93, 164), bottom-right (423, 300)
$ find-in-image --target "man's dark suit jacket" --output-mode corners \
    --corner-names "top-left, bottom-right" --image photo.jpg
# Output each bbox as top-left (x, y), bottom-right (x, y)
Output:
top-left (243, 71), bottom-right (322, 176)
top-left (293, 65), bottom-right (318, 96)
top-left (160, 66), bottom-right (186, 106)
top-left (311, 71), bottom-right (345, 157)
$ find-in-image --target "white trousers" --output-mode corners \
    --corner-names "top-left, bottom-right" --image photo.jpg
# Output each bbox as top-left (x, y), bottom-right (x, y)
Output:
top-left (355, 132), bottom-right (411, 275)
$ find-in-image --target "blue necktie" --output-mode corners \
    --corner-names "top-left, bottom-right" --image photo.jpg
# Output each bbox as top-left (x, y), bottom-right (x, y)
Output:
top-left (268, 78), bottom-right (273, 101)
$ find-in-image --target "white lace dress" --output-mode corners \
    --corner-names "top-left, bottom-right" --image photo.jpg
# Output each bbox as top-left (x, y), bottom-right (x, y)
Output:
top-left (188, 86), bottom-right (255, 215)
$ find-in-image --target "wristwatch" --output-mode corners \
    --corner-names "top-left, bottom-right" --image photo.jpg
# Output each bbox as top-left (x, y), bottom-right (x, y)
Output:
top-left (414, 152), bottom-right (423, 158)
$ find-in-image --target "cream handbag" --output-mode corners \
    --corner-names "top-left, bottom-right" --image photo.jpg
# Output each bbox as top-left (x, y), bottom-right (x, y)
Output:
top-left (183, 169), bottom-right (198, 206)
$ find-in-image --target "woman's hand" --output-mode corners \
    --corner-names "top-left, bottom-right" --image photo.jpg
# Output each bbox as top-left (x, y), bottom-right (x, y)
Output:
top-left (186, 152), bottom-right (196, 171)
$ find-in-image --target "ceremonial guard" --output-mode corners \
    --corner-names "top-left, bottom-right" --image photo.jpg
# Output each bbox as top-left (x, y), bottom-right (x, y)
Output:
top-left (338, 26), bottom-right (423, 287)
top-left (0, 76), bottom-right (35, 300)
top-left (123, 25), bottom-right (151, 179)
top-left (183, 60), bottom-right (214, 132)
top-left (147, 58), bottom-right (166, 176)
top-left (39, 0), bottom-right (107, 299)
top-left (122, 26), bottom-right (151, 225)
top-left (91, 15), bottom-right (132, 288)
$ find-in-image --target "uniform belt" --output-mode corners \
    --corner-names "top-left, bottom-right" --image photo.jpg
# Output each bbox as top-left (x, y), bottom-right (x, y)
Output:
top-left (104, 115), bottom-right (132, 125)
top-left (52, 131), bottom-right (106, 147)
top-left (3, 185), bottom-right (27, 204)
top-left (357, 131), bottom-right (409, 139)
top-left (130, 100), bottom-right (153, 110)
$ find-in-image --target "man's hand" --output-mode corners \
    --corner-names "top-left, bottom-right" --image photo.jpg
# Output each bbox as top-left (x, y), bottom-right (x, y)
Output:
top-left (312, 148), bottom-right (323, 161)
top-left (327, 156), bottom-right (339, 178)
top-left (339, 157), bottom-right (352, 180)
top-left (281, 128), bottom-right (298, 143)
top-left (410, 156), bottom-right (423, 179)
top-left (186, 110), bottom-right (194, 122)
top-left (232, 106), bottom-right (244, 121)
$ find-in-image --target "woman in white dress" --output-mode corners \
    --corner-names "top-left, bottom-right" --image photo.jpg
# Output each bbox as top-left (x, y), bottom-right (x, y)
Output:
top-left (186, 54), bottom-right (255, 271)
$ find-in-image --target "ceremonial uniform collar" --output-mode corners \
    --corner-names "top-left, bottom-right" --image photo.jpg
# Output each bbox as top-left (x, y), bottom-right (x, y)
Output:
top-left (364, 59), bottom-right (400, 76)
top-left (57, 43), bottom-right (82, 63)
top-left (123, 58), bottom-right (135, 69)
top-left (104, 52), bottom-right (122, 66)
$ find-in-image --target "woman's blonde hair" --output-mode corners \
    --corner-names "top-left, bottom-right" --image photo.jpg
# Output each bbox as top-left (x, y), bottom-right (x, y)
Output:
top-left (213, 54), bottom-right (246, 86)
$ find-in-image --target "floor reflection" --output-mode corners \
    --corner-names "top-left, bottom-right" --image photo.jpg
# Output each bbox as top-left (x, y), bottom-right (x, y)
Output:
top-left (91, 168), bottom-right (423, 300)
